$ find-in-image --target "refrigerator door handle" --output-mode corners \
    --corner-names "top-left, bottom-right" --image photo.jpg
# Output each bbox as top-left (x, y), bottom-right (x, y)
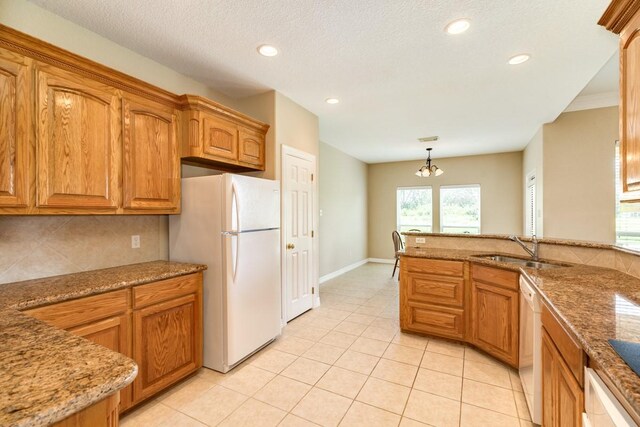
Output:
top-left (231, 183), bottom-right (240, 232)
top-left (226, 234), bottom-right (239, 283)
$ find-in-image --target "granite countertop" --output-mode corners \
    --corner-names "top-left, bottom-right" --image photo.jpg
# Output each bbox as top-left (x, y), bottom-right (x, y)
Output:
top-left (400, 247), bottom-right (640, 418)
top-left (0, 260), bottom-right (207, 427)
top-left (400, 231), bottom-right (615, 249)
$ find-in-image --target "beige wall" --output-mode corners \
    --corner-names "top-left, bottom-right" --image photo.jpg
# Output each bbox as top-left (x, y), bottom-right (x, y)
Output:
top-left (0, 216), bottom-right (167, 284)
top-left (542, 107), bottom-right (618, 243)
top-left (274, 92), bottom-right (320, 180)
top-left (523, 127), bottom-right (544, 236)
top-left (368, 152), bottom-right (523, 259)
top-left (319, 142), bottom-right (368, 276)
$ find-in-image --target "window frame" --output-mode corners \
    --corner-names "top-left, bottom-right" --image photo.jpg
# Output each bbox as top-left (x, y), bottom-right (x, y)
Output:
top-left (439, 184), bottom-right (482, 235)
top-left (525, 171), bottom-right (537, 237)
top-left (396, 185), bottom-right (433, 234)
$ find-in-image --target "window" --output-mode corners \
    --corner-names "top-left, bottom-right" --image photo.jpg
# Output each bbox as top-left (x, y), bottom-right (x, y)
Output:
top-left (440, 185), bottom-right (481, 234)
top-left (397, 187), bottom-right (433, 233)
top-left (525, 172), bottom-right (537, 237)
top-left (615, 144), bottom-right (640, 249)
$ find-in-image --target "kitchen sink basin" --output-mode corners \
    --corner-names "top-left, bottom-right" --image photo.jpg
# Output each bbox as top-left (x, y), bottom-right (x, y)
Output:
top-left (473, 254), bottom-right (570, 269)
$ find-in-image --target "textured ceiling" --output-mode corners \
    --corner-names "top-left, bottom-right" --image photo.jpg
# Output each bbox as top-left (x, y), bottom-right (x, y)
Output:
top-left (577, 51), bottom-right (618, 96)
top-left (28, 0), bottom-right (618, 163)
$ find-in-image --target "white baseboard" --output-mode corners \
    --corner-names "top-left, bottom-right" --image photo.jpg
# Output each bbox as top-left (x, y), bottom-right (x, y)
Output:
top-left (319, 259), bottom-right (368, 284)
top-left (367, 258), bottom-right (396, 264)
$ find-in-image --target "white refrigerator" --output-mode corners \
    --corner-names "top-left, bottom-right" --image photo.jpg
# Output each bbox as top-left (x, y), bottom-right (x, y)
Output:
top-left (169, 174), bottom-right (281, 373)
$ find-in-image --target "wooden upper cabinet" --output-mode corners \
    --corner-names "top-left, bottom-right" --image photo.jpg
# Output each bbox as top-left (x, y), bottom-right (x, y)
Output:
top-left (36, 64), bottom-right (119, 210)
top-left (202, 114), bottom-right (238, 160)
top-left (122, 95), bottom-right (180, 212)
top-left (179, 95), bottom-right (268, 171)
top-left (600, 2), bottom-right (640, 197)
top-left (238, 126), bottom-right (265, 169)
top-left (0, 50), bottom-right (30, 209)
top-left (621, 19), bottom-right (640, 194)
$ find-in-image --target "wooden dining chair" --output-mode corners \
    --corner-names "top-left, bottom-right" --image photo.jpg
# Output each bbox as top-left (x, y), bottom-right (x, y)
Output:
top-left (392, 230), bottom-right (403, 278)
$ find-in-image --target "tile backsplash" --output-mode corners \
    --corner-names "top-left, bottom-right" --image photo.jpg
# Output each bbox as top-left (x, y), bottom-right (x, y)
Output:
top-left (404, 234), bottom-right (640, 279)
top-left (0, 216), bottom-right (169, 284)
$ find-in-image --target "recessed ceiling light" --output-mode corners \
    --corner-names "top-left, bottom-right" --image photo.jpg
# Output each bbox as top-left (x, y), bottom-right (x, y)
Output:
top-left (257, 44), bottom-right (278, 57)
top-left (508, 54), bottom-right (530, 65)
top-left (325, 98), bottom-right (340, 104)
top-left (445, 19), bottom-right (470, 35)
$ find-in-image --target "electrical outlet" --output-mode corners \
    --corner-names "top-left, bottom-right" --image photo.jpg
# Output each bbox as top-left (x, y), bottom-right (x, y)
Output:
top-left (416, 237), bottom-right (426, 244)
top-left (131, 235), bottom-right (140, 249)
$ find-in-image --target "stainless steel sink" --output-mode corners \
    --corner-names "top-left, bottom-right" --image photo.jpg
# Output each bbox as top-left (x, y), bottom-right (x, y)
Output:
top-left (474, 254), bottom-right (570, 269)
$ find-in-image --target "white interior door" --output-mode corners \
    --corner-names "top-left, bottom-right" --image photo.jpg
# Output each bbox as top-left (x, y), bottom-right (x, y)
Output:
top-left (282, 147), bottom-right (315, 321)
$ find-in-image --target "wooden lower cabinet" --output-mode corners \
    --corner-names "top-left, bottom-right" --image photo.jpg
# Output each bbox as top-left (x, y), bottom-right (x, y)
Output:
top-left (400, 257), bottom-right (519, 367)
top-left (403, 302), bottom-right (465, 339)
top-left (400, 259), bottom-right (466, 340)
top-left (52, 393), bottom-right (119, 427)
top-left (542, 329), bottom-right (584, 427)
top-left (22, 272), bottom-right (203, 414)
top-left (69, 314), bottom-right (133, 411)
top-left (470, 280), bottom-right (519, 367)
top-left (133, 293), bottom-right (201, 402)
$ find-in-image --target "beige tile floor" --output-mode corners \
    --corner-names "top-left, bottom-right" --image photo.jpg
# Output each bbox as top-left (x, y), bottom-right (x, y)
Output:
top-left (121, 263), bottom-right (535, 427)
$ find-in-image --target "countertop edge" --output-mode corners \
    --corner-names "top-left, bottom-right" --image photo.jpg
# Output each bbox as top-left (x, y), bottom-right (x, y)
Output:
top-left (29, 361), bottom-right (139, 427)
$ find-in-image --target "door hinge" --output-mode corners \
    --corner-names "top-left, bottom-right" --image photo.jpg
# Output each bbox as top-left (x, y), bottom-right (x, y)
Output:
top-left (312, 287), bottom-right (315, 295)
top-left (311, 230), bottom-right (314, 238)
top-left (311, 173), bottom-right (314, 182)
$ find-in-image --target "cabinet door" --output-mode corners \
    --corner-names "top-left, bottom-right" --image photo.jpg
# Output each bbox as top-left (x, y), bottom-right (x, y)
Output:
top-left (471, 281), bottom-right (519, 367)
top-left (122, 96), bottom-right (180, 211)
top-left (69, 315), bottom-right (133, 411)
top-left (621, 17), bottom-right (640, 193)
top-left (0, 50), bottom-right (30, 208)
top-left (202, 114), bottom-right (238, 161)
top-left (555, 356), bottom-right (583, 427)
top-left (238, 126), bottom-right (265, 169)
top-left (542, 329), bottom-right (583, 427)
top-left (133, 293), bottom-right (200, 402)
top-left (36, 64), bottom-right (119, 209)
top-left (542, 331), bottom-right (556, 427)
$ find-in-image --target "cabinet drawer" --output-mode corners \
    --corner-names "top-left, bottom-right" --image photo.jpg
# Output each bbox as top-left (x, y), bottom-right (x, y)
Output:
top-left (542, 303), bottom-right (585, 386)
top-left (402, 302), bottom-right (464, 339)
top-left (402, 257), bottom-right (464, 277)
top-left (24, 289), bottom-right (129, 329)
top-left (471, 264), bottom-right (518, 290)
top-left (133, 272), bottom-right (201, 309)
top-left (406, 272), bottom-right (464, 307)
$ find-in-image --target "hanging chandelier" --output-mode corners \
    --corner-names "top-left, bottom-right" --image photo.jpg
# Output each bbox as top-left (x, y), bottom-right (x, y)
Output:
top-left (415, 148), bottom-right (444, 177)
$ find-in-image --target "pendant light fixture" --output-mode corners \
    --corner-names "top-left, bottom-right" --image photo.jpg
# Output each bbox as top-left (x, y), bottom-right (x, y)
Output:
top-left (415, 148), bottom-right (444, 177)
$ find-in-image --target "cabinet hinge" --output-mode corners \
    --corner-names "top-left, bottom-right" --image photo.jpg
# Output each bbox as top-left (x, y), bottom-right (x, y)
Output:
top-left (311, 173), bottom-right (314, 182)
top-left (312, 287), bottom-right (315, 295)
top-left (311, 230), bottom-right (314, 238)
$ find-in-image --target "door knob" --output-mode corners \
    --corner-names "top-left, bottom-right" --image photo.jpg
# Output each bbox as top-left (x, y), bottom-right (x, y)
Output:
top-left (286, 243), bottom-right (295, 250)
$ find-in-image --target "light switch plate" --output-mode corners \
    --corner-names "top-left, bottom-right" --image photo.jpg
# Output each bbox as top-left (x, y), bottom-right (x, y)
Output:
top-left (416, 237), bottom-right (426, 244)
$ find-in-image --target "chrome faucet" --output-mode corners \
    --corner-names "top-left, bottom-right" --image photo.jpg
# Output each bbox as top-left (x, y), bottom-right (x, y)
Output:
top-left (509, 235), bottom-right (539, 261)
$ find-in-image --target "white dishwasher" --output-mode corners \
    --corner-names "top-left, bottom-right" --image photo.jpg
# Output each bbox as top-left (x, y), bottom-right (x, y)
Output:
top-left (519, 274), bottom-right (542, 425)
top-left (583, 368), bottom-right (637, 426)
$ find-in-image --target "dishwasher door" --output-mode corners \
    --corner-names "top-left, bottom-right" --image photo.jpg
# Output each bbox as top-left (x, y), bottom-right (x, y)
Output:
top-left (519, 275), bottom-right (542, 425)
